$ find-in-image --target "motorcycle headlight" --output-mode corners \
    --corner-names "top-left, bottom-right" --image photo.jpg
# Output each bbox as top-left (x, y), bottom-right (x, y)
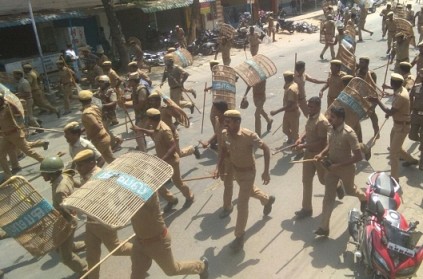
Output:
top-left (396, 266), bottom-right (417, 277)
top-left (372, 250), bottom-right (390, 274)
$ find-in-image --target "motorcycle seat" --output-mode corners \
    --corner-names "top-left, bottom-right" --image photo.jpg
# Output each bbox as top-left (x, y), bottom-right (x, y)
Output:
top-left (368, 193), bottom-right (398, 212)
top-left (371, 172), bottom-right (397, 198)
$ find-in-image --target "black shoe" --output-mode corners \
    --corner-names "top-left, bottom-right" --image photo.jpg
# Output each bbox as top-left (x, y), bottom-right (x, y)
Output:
top-left (320, 54), bottom-right (324, 60)
top-left (336, 186), bottom-right (345, 200)
top-left (199, 257), bottom-right (209, 279)
top-left (192, 90), bottom-right (197, 99)
top-left (263, 195), bottom-right (275, 216)
top-left (402, 159), bottom-right (418, 167)
top-left (314, 227), bottom-right (329, 237)
top-left (43, 141), bottom-right (50, 151)
top-left (56, 109), bottom-right (61, 118)
top-left (219, 207), bottom-right (233, 219)
top-left (267, 119), bottom-right (273, 132)
top-left (183, 196), bottom-right (194, 209)
top-left (11, 167), bottom-right (22, 174)
top-left (230, 235), bottom-right (244, 253)
top-left (163, 198), bottom-right (179, 213)
top-left (360, 200), bottom-right (367, 213)
top-left (111, 119), bottom-right (119, 126)
top-left (194, 146), bottom-right (201, 159)
top-left (295, 208), bottom-right (312, 219)
top-left (190, 104), bottom-right (195, 114)
top-left (63, 110), bottom-right (72, 115)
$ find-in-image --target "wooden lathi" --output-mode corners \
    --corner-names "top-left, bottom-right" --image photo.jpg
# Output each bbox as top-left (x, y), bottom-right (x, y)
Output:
top-left (233, 54), bottom-right (277, 87)
top-left (212, 65), bottom-right (237, 109)
top-left (0, 176), bottom-right (73, 257)
top-left (62, 152), bottom-right (173, 229)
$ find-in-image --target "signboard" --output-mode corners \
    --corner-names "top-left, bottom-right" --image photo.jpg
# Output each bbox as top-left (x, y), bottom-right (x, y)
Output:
top-left (5, 53), bottom-right (62, 74)
top-left (201, 2), bottom-right (211, 14)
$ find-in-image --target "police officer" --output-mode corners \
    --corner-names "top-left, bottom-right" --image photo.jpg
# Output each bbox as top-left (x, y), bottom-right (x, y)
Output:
top-left (390, 32), bottom-right (412, 73)
top-left (160, 55), bottom-right (194, 113)
top-left (0, 91), bottom-right (44, 180)
top-left (101, 61), bottom-right (122, 90)
top-left (270, 71), bottom-right (300, 144)
top-left (83, 61), bottom-right (103, 89)
top-left (131, 108), bottom-right (195, 212)
top-left (13, 69), bottom-right (39, 127)
top-left (40, 156), bottom-right (88, 276)
top-left (357, 6), bottom-right (373, 42)
top-left (319, 59), bottom-right (346, 108)
top-left (385, 12), bottom-right (396, 54)
top-left (73, 149), bottom-right (132, 279)
top-left (314, 106), bottom-right (367, 236)
top-left (175, 25), bottom-right (187, 48)
top-left (128, 61), bottom-right (152, 87)
top-left (414, 7), bottom-right (423, 43)
top-left (215, 31), bottom-right (232, 66)
top-left (320, 14), bottom-right (336, 60)
top-left (79, 90), bottom-right (115, 163)
top-left (216, 109), bottom-right (274, 252)
top-left (368, 74), bottom-right (419, 182)
top-left (246, 26), bottom-right (261, 56)
top-left (380, 4), bottom-right (392, 38)
top-left (411, 41), bottom-right (423, 83)
top-left (409, 68), bottom-right (423, 170)
top-left (22, 63), bottom-right (60, 117)
top-left (57, 60), bottom-right (76, 115)
top-left (267, 13), bottom-right (276, 42)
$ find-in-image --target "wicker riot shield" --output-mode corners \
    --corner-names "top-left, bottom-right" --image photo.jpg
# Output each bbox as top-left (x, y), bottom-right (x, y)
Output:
top-left (233, 54), bottom-right (277, 87)
top-left (219, 23), bottom-right (236, 39)
top-left (0, 83), bottom-right (25, 116)
top-left (211, 65), bottom-right (237, 109)
top-left (62, 152), bottom-right (173, 229)
top-left (173, 48), bottom-right (193, 68)
top-left (394, 18), bottom-right (416, 47)
top-left (0, 176), bottom-right (73, 257)
top-left (393, 3), bottom-right (407, 19)
top-left (336, 44), bottom-right (356, 75)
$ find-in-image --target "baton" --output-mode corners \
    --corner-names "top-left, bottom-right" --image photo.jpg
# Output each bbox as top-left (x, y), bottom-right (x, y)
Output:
top-left (27, 126), bottom-right (64, 133)
top-left (201, 82), bottom-right (207, 134)
top-left (272, 143), bottom-right (298, 155)
top-left (290, 159), bottom-right (316, 163)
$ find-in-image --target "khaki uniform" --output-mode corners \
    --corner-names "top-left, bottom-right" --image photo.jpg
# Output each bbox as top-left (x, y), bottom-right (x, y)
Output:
top-left (320, 19), bottom-right (336, 59)
top-left (326, 71), bottom-right (346, 107)
top-left (97, 87), bottom-right (120, 148)
top-left (282, 81), bottom-right (300, 143)
top-left (320, 123), bottom-right (366, 231)
top-left (409, 84), bottom-right (423, 161)
top-left (393, 38), bottom-right (411, 73)
top-left (221, 128), bottom-right (271, 237)
top-left (218, 37), bottom-right (232, 66)
top-left (386, 19), bottom-right (397, 51)
top-left (85, 65), bottom-right (103, 89)
top-left (132, 85), bottom-right (149, 152)
top-left (0, 103), bottom-right (44, 179)
top-left (248, 32), bottom-right (261, 56)
top-left (380, 8), bottom-right (390, 36)
top-left (252, 80), bottom-right (272, 136)
top-left (412, 54), bottom-right (423, 83)
top-left (97, 54), bottom-right (109, 67)
top-left (176, 28), bottom-right (187, 48)
top-left (17, 77), bottom-right (39, 127)
top-left (267, 16), bottom-right (276, 42)
top-left (105, 68), bottom-right (122, 89)
top-left (81, 104), bottom-right (114, 163)
top-left (82, 166), bottom-right (132, 279)
top-left (302, 113), bottom-right (329, 211)
top-left (58, 66), bottom-right (75, 112)
top-left (403, 73), bottom-right (415, 92)
top-left (25, 70), bottom-right (57, 114)
top-left (130, 193), bottom-right (205, 278)
top-left (390, 86), bottom-right (416, 180)
top-left (294, 72), bottom-right (311, 117)
top-left (150, 121), bottom-right (193, 203)
top-left (416, 11), bottom-right (423, 42)
top-left (50, 171), bottom-right (87, 275)
top-left (162, 66), bottom-right (192, 109)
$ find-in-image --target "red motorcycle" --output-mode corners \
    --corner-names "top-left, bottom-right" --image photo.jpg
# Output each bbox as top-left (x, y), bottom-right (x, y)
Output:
top-left (348, 172), bottom-right (423, 278)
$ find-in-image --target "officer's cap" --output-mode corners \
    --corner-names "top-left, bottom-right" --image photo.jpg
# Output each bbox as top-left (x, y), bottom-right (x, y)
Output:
top-left (224, 109), bottom-right (241, 118)
top-left (167, 47), bottom-right (176, 53)
top-left (13, 69), bottom-right (23, 75)
top-left (128, 61), bottom-right (138, 67)
top-left (283, 71), bottom-right (294, 77)
top-left (73, 149), bottom-right (95, 164)
top-left (387, 11), bottom-right (394, 16)
top-left (164, 53), bottom-right (174, 60)
top-left (148, 91), bottom-right (161, 99)
top-left (209, 60), bottom-right (219, 66)
top-left (146, 108), bottom-right (161, 117)
top-left (399, 61), bottom-right (412, 68)
top-left (22, 63), bottom-right (32, 69)
top-left (98, 75), bottom-right (110, 82)
top-left (78, 90), bottom-right (93, 100)
top-left (391, 73), bottom-right (404, 81)
top-left (330, 59), bottom-right (342, 65)
top-left (64, 121), bottom-right (80, 131)
top-left (128, 72), bottom-right (140, 81)
top-left (102, 61), bottom-right (112, 66)
top-left (341, 75), bottom-right (354, 81)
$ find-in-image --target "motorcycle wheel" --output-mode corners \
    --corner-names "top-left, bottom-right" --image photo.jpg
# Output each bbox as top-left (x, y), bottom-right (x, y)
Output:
top-left (288, 26), bottom-right (295, 34)
top-left (202, 47), bottom-right (214, 56)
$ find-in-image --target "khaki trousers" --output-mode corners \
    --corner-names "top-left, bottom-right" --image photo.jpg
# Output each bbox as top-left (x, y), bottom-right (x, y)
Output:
top-left (222, 49), bottom-right (231, 66)
top-left (62, 84), bottom-right (74, 111)
top-left (250, 44), bottom-right (259, 56)
top-left (320, 165), bottom-right (366, 230)
top-left (387, 32), bottom-right (394, 50)
top-left (390, 123), bottom-right (415, 181)
top-left (220, 158), bottom-right (234, 211)
top-left (0, 132), bottom-right (44, 179)
top-left (58, 228), bottom-right (87, 275)
top-left (158, 159), bottom-right (192, 202)
top-left (320, 43), bottom-right (335, 59)
top-left (233, 170), bottom-right (269, 237)
top-left (32, 89), bottom-right (57, 113)
top-left (24, 98), bottom-right (39, 127)
top-left (282, 110), bottom-right (300, 142)
top-left (409, 114), bottom-right (423, 151)
top-left (298, 98), bottom-right (309, 118)
top-left (130, 232), bottom-right (205, 279)
top-left (91, 133), bottom-right (114, 164)
top-left (86, 222), bottom-right (133, 279)
top-left (170, 87), bottom-right (192, 109)
top-left (302, 150), bottom-right (326, 211)
top-left (253, 96), bottom-right (271, 136)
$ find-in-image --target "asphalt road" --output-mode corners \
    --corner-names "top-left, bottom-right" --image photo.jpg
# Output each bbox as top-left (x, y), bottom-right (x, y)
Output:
top-left (0, 5), bottom-right (422, 279)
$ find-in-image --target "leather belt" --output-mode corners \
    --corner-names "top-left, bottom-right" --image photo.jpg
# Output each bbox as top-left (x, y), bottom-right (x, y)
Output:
top-left (170, 86), bottom-right (181, 89)
top-left (232, 165), bottom-right (255, 172)
top-left (394, 120), bottom-right (411, 125)
top-left (138, 228), bottom-right (167, 245)
top-left (413, 110), bottom-right (423, 116)
top-left (0, 128), bottom-right (19, 136)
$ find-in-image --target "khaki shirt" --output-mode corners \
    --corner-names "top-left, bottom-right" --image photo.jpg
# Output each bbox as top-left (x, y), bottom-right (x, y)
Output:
top-left (248, 33), bottom-right (261, 47)
top-left (0, 103), bottom-right (22, 135)
top-left (386, 19), bottom-right (396, 34)
top-left (305, 113), bottom-right (329, 153)
top-left (392, 86), bottom-right (411, 122)
top-left (132, 85), bottom-right (149, 121)
top-left (81, 104), bottom-right (107, 140)
top-left (159, 106), bottom-right (175, 131)
top-left (25, 70), bottom-right (41, 92)
top-left (402, 73), bottom-right (415, 91)
top-left (163, 65), bottom-right (188, 89)
top-left (411, 84), bottom-right (423, 110)
top-left (17, 77), bottom-right (32, 99)
top-left (294, 73), bottom-right (311, 100)
top-left (222, 127), bottom-right (263, 169)
top-left (327, 71), bottom-right (346, 99)
top-left (150, 121), bottom-right (178, 162)
top-left (283, 81), bottom-right (299, 111)
top-left (106, 69), bottom-right (121, 88)
top-left (395, 38), bottom-right (410, 61)
top-left (81, 166), bottom-right (101, 185)
top-left (131, 193), bottom-right (166, 239)
top-left (51, 171), bottom-right (76, 221)
top-left (328, 123), bottom-right (360, 164)
top-left (412, 54), bottom-right (423, 77)
top-left (380, 8), bottom-right (391, 21)
top-left (58, 66), bottom-right (75, 85)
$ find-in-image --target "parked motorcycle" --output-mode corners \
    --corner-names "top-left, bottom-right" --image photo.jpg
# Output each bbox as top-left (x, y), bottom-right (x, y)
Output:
top-left (275, 10), bottom-right (295, 34)
top-left (187, 29), bottom-right (218, 56)
top-left (348, 172), bottom-right (423, 279)
top-left (143, 51), bottom-right (165, 66)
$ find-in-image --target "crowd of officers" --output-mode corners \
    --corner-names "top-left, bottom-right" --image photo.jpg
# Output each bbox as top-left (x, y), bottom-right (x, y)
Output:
top-left (0, 7), bottom-right (423, 278)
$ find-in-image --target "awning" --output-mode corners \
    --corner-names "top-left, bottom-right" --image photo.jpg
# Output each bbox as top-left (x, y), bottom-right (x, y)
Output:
top-left (138, 0), bottom-right (193, 13)
top-left (0, 11), bottom-right (85, 28)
